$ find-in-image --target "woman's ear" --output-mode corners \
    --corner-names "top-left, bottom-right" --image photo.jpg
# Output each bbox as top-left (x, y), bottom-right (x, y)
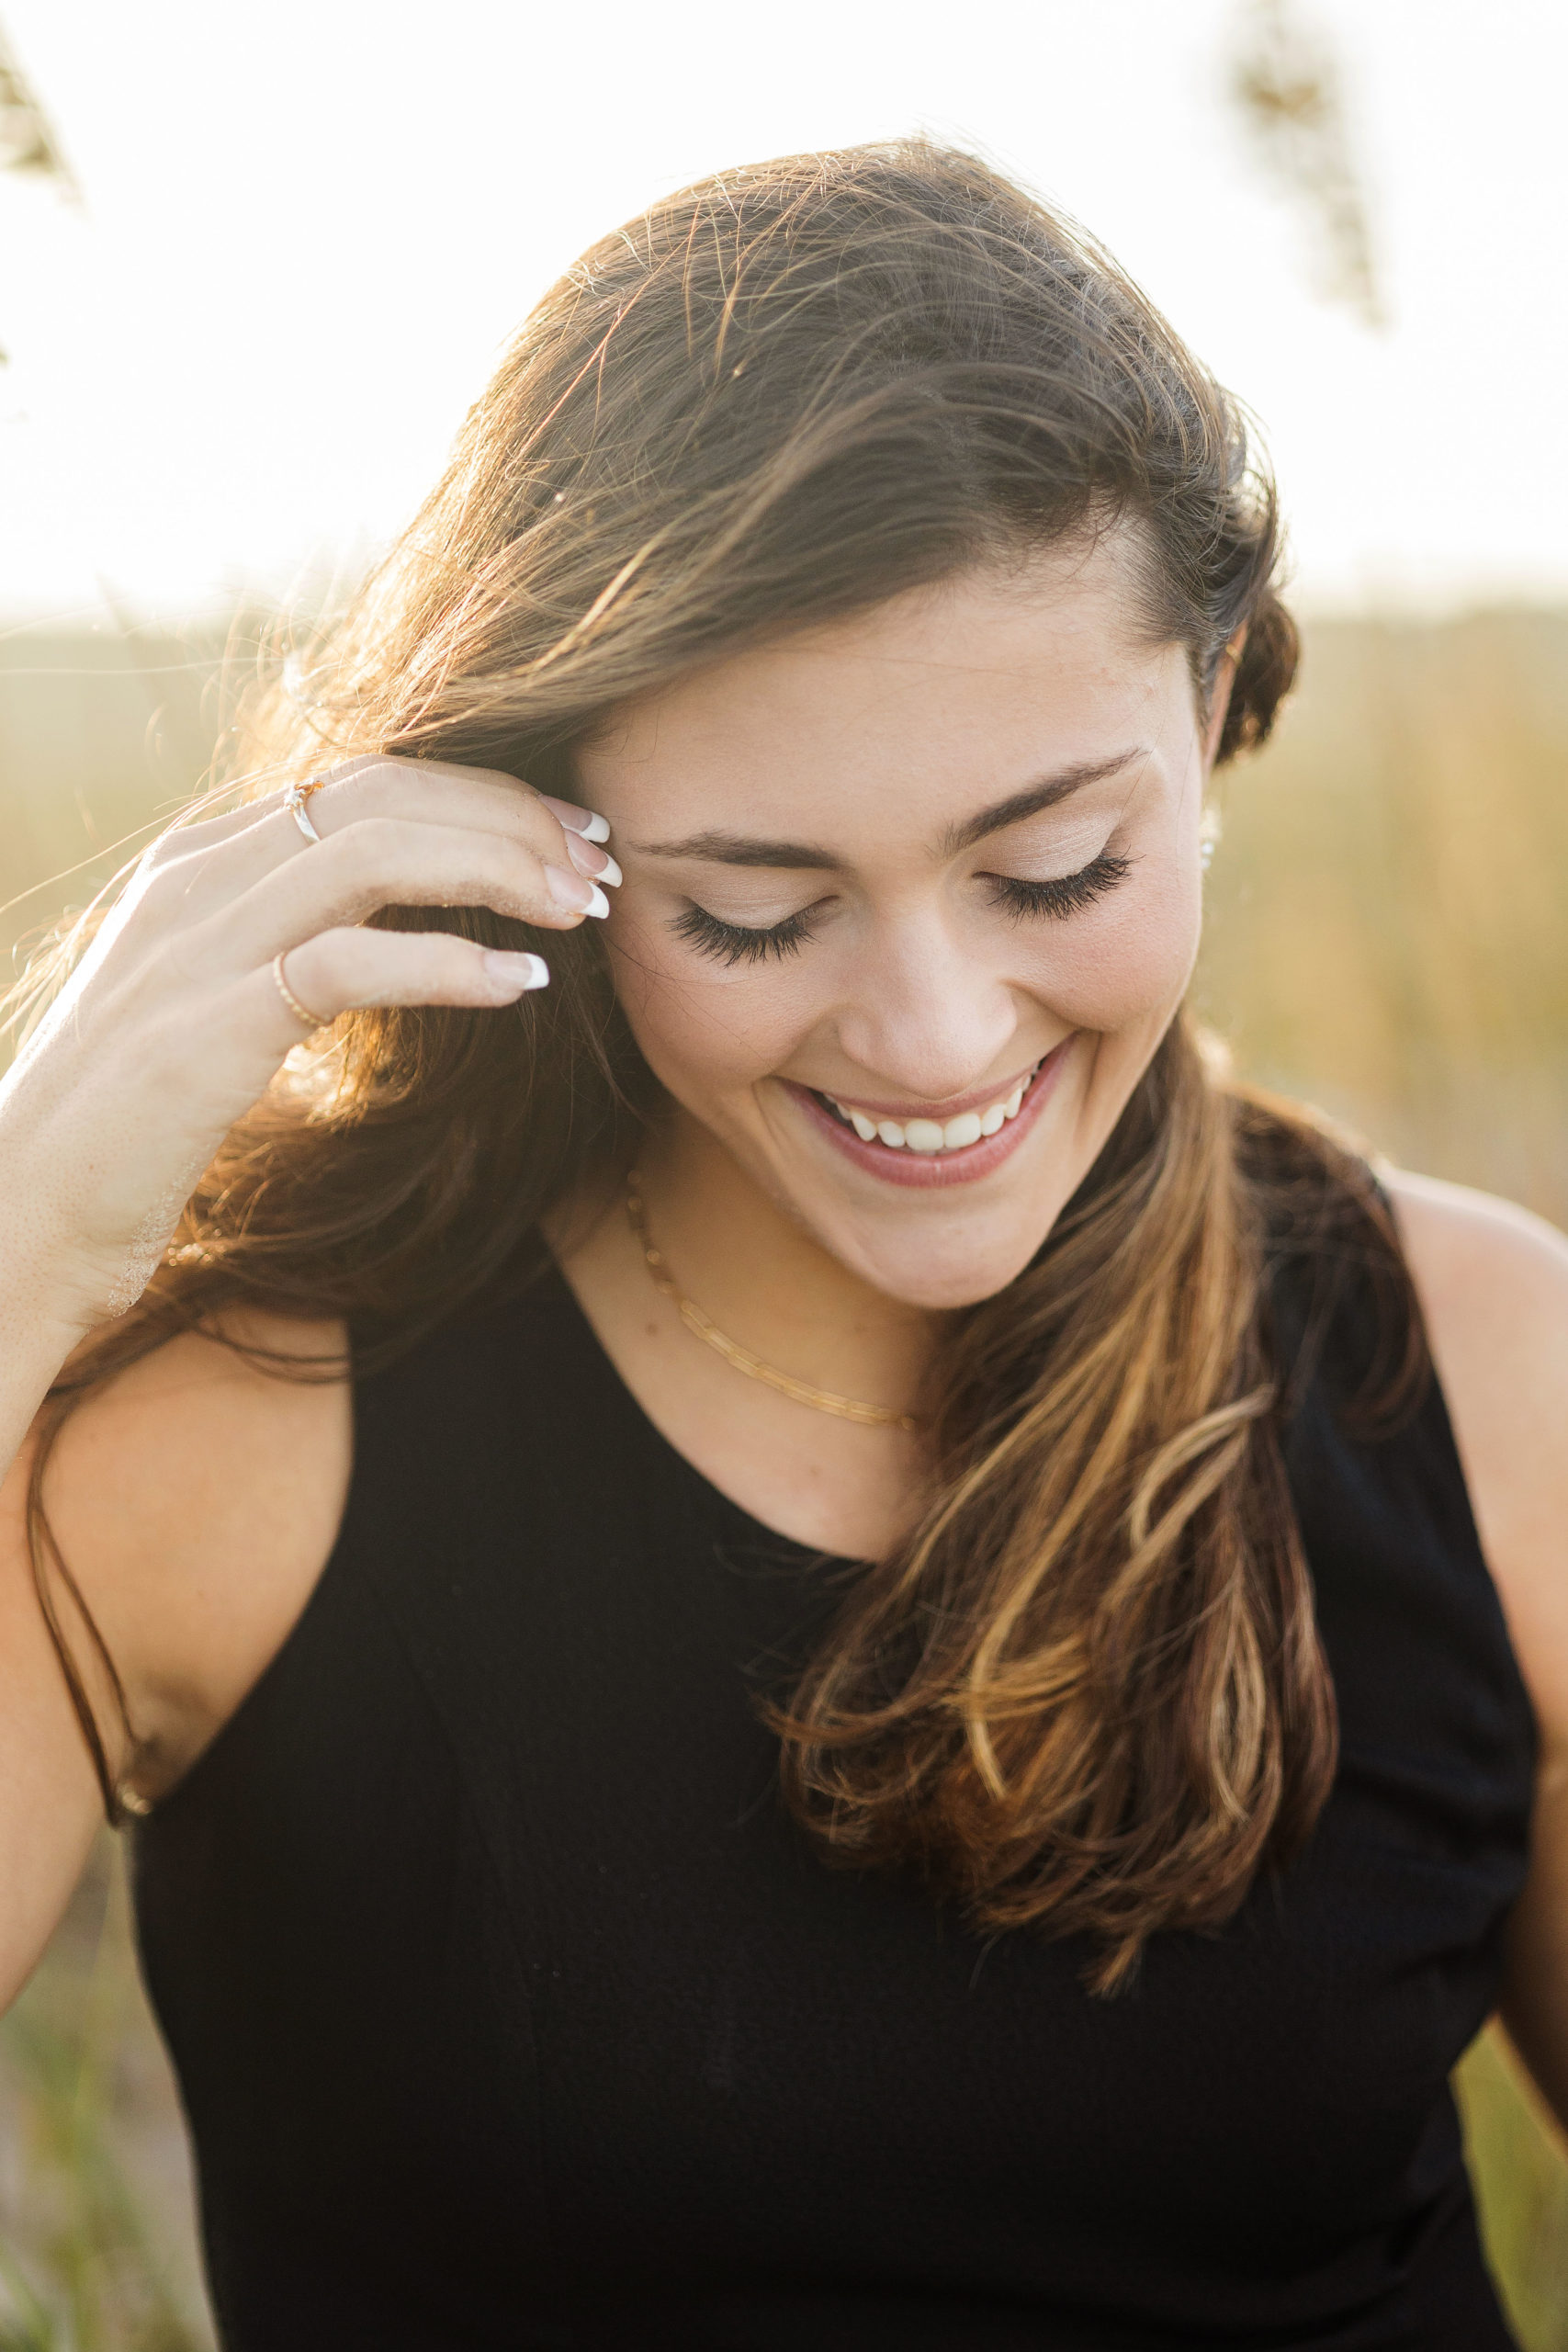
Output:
top-left (1202, 631), bottom-right (1248, 768)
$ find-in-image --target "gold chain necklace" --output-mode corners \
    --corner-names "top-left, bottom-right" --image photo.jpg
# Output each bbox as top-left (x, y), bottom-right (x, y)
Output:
top-left (625, 1173), bottom-right (919, 1432)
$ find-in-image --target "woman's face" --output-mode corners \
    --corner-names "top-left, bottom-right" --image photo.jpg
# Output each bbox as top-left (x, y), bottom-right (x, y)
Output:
top-left (575, 534), bottom-right (1217, 1311)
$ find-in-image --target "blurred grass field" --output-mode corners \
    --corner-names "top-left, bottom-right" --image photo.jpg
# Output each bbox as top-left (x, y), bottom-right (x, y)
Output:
top-left (1, 605), bottom-right (1566, 2346)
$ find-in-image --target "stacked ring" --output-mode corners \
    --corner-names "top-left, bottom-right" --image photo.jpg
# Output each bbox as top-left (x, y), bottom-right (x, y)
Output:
top-left (284, 777), bottom-right (326, 844)
top-left (272, 952), bottom-right (329, 1032)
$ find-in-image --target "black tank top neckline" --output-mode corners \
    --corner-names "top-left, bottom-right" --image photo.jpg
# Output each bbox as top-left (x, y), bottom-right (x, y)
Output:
top-left (548, 1254), bottom-right (878, 1563)
top-left (134, 1248), bottom-right (1535, 2350)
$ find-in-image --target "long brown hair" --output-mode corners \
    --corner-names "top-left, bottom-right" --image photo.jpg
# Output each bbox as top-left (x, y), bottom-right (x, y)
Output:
top-left (18, 141), bottom-right (1420, 1987)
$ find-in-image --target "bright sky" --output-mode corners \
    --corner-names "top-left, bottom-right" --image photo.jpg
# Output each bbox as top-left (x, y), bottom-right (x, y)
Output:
top-left (2, 0), bottom-right (1565, 622)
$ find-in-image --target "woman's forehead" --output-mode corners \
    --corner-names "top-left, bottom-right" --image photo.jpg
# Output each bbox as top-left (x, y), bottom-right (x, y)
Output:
top-left (585, 548), bottom-right (1187, 790)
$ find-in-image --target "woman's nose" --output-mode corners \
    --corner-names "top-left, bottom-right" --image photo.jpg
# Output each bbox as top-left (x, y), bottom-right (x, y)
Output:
top-left (831, 922), bottom-right (1021, 1104)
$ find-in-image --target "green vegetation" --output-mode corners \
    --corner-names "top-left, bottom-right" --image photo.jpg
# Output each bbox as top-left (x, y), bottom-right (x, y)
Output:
top-left (2, 605), bottom-right (1566, 2343)
top-left (1460, 2032), bottom-right (1568, 2351)
top-left (0, 1846), bottom-right (209, 2351)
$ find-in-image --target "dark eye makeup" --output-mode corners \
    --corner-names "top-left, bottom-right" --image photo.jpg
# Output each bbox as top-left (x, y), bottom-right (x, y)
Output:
top-left (671, 901), bottom-right (824, 967)
top-left (984, 850), bottom-right (1133, 922)
top-left (671, 849), bottom-right (1133, 967)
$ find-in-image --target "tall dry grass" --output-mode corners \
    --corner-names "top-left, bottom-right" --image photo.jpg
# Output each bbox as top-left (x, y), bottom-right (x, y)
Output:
top-left (1, 605), bottom-right (1565, 2346)
top-left (1200, 608), bottom-right (1568, 1228)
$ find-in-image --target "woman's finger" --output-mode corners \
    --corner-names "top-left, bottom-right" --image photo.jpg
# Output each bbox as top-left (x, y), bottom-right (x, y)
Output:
top-left (150, 758), bottom-right (616, 907)
top-left (287, 759), bottom-right (580, 863)
top-left (160, 817), bottom-right (611, 978)
top-left (261, 927), bottom-right (550, 1038)
top-left (141, 758), bottom-right (404, 862)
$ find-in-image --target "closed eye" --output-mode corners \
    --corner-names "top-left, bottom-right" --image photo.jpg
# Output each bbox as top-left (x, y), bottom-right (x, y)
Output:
top-left (672, 899), bottom-right (824, 967)
top-left (986, 851), bottom-right (1132, 921)
top-left (672, 853), bottom-right (1129, 965)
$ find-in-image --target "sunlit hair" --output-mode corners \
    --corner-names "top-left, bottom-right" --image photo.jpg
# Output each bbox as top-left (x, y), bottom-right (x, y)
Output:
top-left (16, 141), bottom-right (1422, 1988)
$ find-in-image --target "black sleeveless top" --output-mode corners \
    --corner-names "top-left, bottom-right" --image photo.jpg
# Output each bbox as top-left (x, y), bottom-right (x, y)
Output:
top-left (133, 1252), bottom-right (1535, 2351)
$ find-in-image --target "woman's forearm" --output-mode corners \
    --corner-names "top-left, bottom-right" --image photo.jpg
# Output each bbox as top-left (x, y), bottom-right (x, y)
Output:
top-left (0, 1216), bottom-right (95, 1491)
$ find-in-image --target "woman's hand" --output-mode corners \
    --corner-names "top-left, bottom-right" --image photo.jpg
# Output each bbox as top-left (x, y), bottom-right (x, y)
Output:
top-left (0, 755), bottom-right (617, 1345)
top-left (0, 756), bottom-right (609, 2006)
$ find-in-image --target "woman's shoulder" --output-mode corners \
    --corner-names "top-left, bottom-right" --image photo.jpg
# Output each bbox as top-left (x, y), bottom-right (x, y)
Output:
top-left (20, 1308), bottom-right (353, 1801)
top-left (1387, 1169), bottom-right (1568, 1729)
top-left (1389, 1165), bottom-right (1568, 1287)
top-left (1388, 1169), bottom-right (1568, 1449)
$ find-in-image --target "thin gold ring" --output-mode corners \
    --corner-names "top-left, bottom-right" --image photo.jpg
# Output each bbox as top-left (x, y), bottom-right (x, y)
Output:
top-left (272, 950), bottom-right (329, 1032)
top-left (284, 776), bottom-right (325, 844)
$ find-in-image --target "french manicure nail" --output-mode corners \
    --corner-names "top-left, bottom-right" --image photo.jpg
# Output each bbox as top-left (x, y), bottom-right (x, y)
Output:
top-left (541, 794), bottom-right (611, 843)
top-left (564, 832), bottom-right (623, 887)
top-left (483, 950), bottom-right (550, 989)
top-left (545, 862), bottom-right (593, 911)
top-left (545, 863), bottom-right (612, 917)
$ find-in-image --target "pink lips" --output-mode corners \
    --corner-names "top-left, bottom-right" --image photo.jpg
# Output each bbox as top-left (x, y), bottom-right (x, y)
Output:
top-left (784, 1039), bottom-right (1074, 1190)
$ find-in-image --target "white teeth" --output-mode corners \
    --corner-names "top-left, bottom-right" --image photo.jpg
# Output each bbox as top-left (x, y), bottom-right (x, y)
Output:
top-left (826, 1059), bottom-right (1042, 1154)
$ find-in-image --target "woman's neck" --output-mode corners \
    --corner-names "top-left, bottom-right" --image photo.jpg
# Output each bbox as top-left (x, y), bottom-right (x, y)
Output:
top-left (549, 1112), bottom-right (933, 1556)
top-left (630, 1112), bottom-right (936, 1421)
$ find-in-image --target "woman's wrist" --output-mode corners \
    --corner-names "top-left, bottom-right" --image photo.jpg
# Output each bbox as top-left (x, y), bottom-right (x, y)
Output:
top-left (0, 1171), bottom-right (122, 1371)
top-left (0, 1287), bottom-right (89, 1497)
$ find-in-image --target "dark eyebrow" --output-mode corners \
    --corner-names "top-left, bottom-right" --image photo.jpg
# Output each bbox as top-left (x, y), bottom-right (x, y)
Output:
top-left (629, 830), bottom-right (840, 870)
top-left (629, 749), bottom-right (1147, 870)
top-left (940, 750), bottom-right (1147, 855)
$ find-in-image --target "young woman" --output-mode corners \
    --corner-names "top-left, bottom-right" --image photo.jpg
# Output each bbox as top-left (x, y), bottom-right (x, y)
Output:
top-left (1, 142), bottom-right (1564, 2351)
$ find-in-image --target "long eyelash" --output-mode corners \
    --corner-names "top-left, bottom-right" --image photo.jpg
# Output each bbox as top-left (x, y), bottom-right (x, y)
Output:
top-left (672, 856), bottom-right (1128, 964)
top-left (988, 851), bottom-right (1133, 922)
top-left (672, 902), bottom-right (819, 967)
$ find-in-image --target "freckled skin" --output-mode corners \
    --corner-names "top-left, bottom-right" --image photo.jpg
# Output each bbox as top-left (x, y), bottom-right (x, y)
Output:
top-left (578, 539), bottom-right (1210, 1312)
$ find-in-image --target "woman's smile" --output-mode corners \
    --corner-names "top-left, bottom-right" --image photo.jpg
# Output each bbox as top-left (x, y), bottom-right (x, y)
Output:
top-left (777, 1039), bottom-right (1073, 1189)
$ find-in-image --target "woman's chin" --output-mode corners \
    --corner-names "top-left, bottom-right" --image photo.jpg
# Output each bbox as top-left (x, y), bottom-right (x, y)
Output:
top-left (811, 1216), bottom-right (1059, 1313)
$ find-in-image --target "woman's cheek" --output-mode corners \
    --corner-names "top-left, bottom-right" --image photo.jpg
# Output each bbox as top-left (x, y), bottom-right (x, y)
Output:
top-left (604, 914), bottom-right (812, 1100)
top-left (1023, 864), bottom-right (1200, 1036)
